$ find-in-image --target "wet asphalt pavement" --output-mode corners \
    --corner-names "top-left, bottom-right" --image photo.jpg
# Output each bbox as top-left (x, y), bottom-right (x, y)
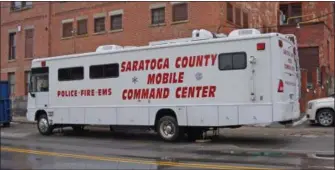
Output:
top-left (1, 123), bottom-right (334, 170)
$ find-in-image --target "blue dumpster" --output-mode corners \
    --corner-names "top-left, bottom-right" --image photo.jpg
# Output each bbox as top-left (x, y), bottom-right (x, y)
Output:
top-left (0, 81), bottom-right (11, 127)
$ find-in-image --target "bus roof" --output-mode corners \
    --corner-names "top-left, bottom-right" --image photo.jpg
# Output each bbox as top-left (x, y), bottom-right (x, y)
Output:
top-left (32, 29), bottom-right (290, 64)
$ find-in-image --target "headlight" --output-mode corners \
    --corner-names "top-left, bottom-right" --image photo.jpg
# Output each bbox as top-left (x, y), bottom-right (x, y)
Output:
top-left (308, 102), bottom-right (314, 109)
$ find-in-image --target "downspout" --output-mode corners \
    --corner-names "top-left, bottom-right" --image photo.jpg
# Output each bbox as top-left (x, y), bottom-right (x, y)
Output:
top-left (0, 2), bottom-right (2, 81)
top-left (48, 2), bottom-right (51, 57)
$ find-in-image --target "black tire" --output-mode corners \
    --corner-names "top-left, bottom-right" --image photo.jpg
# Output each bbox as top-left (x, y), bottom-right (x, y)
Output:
top-left (316, 109), bottom-right (335, 127)
top-left (186, 128), bottom-right (203, 141)
top-left (3, 122), bottom-right (10, 127)
top-left (156, 116), bottom-right (183, 142)
top-left (109, 125), bottom-right (114, 132)
top-left (37, 114), bottom-right (53, 135)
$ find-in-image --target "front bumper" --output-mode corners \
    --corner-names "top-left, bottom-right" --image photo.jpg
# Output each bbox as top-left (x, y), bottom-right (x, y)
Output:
top-left (306, 108), bottom-right (316, 121)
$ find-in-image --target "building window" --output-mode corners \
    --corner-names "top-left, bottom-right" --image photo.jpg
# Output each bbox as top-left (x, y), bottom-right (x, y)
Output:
top-left (8, 72), bottom-right (15, 96)
top-left (94, 17), bottom-right (105, 33)
top-left (8, 32), bottom-right (16, 60)
top-left (10, 1), bottom-right (32, 11)
top-left (25, 29), bottom-right (34, 58)
top-left (110, 14), bottom-right (122, 30)
top-left (89, 63), bottom-right (119, 79)
top-left (218, 52), bottom-right (247, 70)
top-left (280, 3), bottom-right (302, 25)
top-left (77, 19), bottom-right (87, 35)
top-left (58, 67), bottom-right (84, 81)
top-left (25, 71), bottom-right (30, 95)
top-left (62, 22), bottom-right (73, 38)
top-left (172, 3), bottom-right (188, 22)
top-left (227, 3), bottom-right (233, 22)
top-left (242, 12), bottom-right (248, 28)
top-left (235, 7), bottom-right (241, 26)
top-left (151, 7), bottom-right (165, 24)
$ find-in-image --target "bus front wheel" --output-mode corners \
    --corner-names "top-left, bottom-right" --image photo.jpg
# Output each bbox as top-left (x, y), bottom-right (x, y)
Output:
top-left (37, 114), bottom-right (53, 135)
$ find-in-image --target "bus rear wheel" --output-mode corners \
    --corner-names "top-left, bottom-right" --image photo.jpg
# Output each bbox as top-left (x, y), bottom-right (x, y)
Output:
top-left (72, 125), bottom-right (85, 133)
top-left (37, 114), bottom-right (53, 135)
top-left (157, 116), bottom-right (182, 142)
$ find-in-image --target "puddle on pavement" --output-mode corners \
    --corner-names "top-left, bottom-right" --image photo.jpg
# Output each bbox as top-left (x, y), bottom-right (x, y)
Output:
top-left (1, 146), bottom-right (334, 170)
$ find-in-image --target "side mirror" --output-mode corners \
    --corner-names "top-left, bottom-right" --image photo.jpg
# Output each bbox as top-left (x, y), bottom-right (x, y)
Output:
top-left (29, 92), bottom-right (35, 98)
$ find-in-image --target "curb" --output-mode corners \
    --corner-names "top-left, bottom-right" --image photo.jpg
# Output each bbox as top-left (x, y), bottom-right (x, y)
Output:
top-left (219, 150), bottom-right (308, 157)
top-left (193, 149), bottom-right (335, 158)
top-left (223, 149), bottom-right (334, 158)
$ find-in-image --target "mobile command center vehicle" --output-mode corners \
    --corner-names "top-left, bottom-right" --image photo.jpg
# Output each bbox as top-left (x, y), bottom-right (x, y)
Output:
top-left (27, 28), bottom-right (301, 142)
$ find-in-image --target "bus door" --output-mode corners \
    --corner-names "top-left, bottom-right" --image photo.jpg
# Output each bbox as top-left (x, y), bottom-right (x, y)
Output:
top-left (29, 67), bottom-right (49, 109)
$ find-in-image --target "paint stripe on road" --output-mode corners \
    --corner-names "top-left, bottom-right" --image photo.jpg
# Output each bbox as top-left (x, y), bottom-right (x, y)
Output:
top-left (0, 146), bottom-right (278, 170)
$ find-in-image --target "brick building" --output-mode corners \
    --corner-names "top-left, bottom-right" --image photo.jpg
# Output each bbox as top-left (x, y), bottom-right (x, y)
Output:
top-left (0, 1), bottom-right (333, 115)
top-left (278, 2), bottom-right (335, 112)
top-left (0, 1), bottom-right (278, 96)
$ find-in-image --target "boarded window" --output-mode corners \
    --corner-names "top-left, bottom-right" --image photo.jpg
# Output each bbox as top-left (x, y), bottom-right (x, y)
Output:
top-left (242, 12), bottom-right (248, 28)
top-left (77, 19), bottom-right (87, 35)
top-left (8, 72), bottom-right (15, 96)
top-left (58, 67), bottom-right (84, 81)
top-left (9, 32), bottom-right (16, 60)
top-left (90, 63), bottom-right (119, 79)
top-left (25, 29), bottom-right (34, 58)
top-left (94, 17), bottom-right (105, 33)
top-left (62, 22), bottom-right (73, 38)
top-left (172, 3), bottom-right (188, 22)
top-left (110, 14), bottom-right (122, 30)
top-left (235, 7), bottom-right (241, 26)
top-left (227, 3), bottom-right (233, 22)
top-left (219, 52), bottom-right (247, 70)
top-left (151, 7), bottom-right (165, 24)
top-left (298, 47), bottom-right (319, 84)
top-left (25, 71), bottom-right (30, 95)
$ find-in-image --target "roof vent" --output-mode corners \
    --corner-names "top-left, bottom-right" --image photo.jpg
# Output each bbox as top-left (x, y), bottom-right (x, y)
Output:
top-left (192, 29), bottom-right (214, 39)
top-left (228, 29), bottom-right (261, 37)
top-left (96, 45), bottom-right (123, 52)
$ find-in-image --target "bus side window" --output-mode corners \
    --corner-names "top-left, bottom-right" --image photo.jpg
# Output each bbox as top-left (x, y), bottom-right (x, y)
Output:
top-left (31, 67), bottom-right (49, 92)
top-left (89, 63), bottom-right (119, 79)
top-left (39, 75), bottom-right (49, 92)
top-left (218, 52), bottom-right (247, 71)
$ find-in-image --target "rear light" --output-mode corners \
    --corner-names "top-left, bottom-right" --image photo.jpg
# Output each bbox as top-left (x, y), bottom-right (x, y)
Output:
top-left (278, 40), bottom-right (283, 48)
top-left (257, 43), bottom-right (265, 50)
top-left (278, 79), bottom-right (284, 93)
top-left (41, 61), bottom-right (46, 67)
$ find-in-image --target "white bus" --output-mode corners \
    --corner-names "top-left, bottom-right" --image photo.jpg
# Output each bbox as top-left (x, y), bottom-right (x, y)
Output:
top-left (27, 29), bottom-right (301, 142)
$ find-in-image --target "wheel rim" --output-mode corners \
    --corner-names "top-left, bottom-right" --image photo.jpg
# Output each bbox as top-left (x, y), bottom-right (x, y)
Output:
top-left (39, 118), bottom-right (49, 133)
top-left (318, 112), bottom-right (334, 126)
top-left (159, 121), bottom-right (176, 139)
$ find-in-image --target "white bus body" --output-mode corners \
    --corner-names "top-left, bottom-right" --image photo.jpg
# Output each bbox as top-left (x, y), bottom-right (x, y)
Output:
top-left (27, 29), bottom-right (301, 142)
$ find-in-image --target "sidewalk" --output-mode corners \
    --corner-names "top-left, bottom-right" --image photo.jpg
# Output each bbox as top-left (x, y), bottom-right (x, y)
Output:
top-left (11, 116), bottom-right (35, 124)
